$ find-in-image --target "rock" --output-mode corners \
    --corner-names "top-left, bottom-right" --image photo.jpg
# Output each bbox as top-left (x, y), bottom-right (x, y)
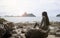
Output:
top-left (56, 14), bottom-right (60, 17)
top-left (22, 12), bottom-right (36, 17)
top-left (25, 29), bottom-right (48, 38)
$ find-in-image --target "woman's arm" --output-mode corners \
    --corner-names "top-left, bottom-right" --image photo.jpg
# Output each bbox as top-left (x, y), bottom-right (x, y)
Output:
top-left (33, 22), bottom-right (38, 28)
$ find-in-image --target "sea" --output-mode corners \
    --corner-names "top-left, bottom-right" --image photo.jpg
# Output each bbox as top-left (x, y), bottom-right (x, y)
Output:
top-left (0, 17), bottom-right (60, 23)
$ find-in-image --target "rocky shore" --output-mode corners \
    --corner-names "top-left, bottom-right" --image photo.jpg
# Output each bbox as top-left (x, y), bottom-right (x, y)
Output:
top-left (0, 18), bottom-right (60, 38)
top-left (7, 21), bottom-right (60, 38)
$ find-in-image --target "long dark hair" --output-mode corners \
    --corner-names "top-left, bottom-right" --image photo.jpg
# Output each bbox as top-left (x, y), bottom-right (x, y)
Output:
top-left (42, 11), bottom-right (50, 25)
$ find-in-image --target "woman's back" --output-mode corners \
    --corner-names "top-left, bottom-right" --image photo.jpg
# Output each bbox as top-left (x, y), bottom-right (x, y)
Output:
top-left (40, 16), bottom-right (49, 30)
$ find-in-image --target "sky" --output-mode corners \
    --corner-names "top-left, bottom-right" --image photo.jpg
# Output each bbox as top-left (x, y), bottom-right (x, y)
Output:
top-left (0, 0), bottom-right (60, 17)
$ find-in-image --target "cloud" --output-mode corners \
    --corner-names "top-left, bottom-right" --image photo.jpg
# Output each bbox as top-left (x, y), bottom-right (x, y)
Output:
top-left (0, 0), bottom-right (60, 16)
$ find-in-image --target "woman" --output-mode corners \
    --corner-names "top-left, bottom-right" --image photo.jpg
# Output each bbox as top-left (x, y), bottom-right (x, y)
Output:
top-left (34, 11), bottom-right (50, 31)
top-left (39, 11), bottom-right (50, 38)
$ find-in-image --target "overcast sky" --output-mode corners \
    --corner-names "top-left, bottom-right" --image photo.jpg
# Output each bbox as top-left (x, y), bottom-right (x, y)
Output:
top-left (0, 0), bottom-right (60, 17)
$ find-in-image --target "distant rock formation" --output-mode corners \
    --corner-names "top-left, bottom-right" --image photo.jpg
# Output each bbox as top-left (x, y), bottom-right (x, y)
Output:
top-left (22, 12), bottom-right (36, 17)
top-left (56, 14), bottom-right (60, 17)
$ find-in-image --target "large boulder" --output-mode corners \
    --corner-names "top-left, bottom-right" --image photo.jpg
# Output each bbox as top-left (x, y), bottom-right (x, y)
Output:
top-left (0, 18), bottom-right (7, 24)
top-left (0, 24), bottom-right (6, 38)
top-left (25, 29), bottom-right (48, 38)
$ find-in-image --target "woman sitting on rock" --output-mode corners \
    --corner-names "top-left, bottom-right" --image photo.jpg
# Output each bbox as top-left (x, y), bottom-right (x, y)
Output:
top-left (25, 11), bottom-right (50, 38)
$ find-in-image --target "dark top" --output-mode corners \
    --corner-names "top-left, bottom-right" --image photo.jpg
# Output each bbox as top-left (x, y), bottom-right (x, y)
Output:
top-left (40, 16), bottom-right (49, 30)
